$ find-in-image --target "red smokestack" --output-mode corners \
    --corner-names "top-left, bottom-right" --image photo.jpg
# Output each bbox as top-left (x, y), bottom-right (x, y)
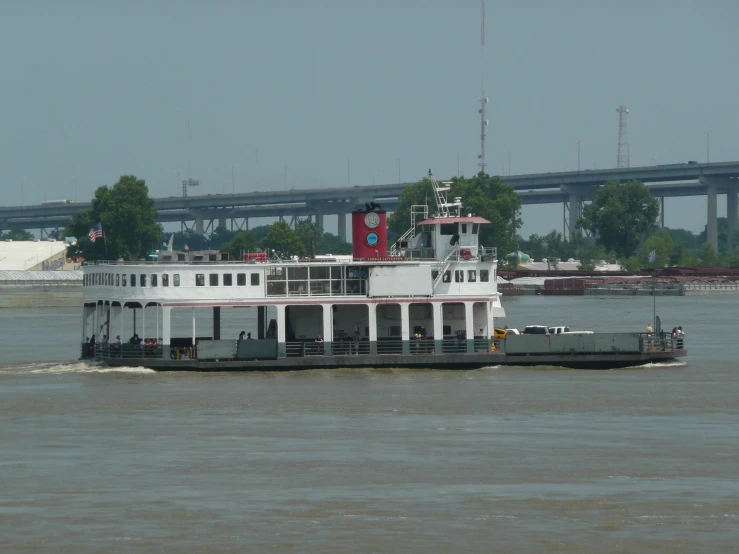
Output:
top-left (351, 205), bottom-right (387, 260)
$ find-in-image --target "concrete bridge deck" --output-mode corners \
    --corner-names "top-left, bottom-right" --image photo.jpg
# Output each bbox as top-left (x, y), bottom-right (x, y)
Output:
top-left (2, 161), bottom-right (737, 251)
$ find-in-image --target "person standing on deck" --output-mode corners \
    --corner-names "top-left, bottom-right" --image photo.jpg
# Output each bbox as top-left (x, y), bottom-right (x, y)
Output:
top-left (352, 328), bottom-right (360, 354)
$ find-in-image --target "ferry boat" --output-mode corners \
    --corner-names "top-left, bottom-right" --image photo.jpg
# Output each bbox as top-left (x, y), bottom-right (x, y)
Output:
top-left (80, 171), bottom-right (686, 370)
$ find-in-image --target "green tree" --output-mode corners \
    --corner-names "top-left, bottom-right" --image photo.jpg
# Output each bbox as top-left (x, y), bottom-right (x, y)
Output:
top-left (453, 173), bottom-right (523, 256)
top-left (619, 256), bottom-right (641, 272)
top-left (295, 220), bottom-right (324, 257)
top-left (1, 229), bottom-right (35, 241)
top-left (638, 229), bottom-right (673, 268)
top-left (65, 175), bottom-right (161, 261)
top-left (320, 232), bottom-right (352, 255)
top-left (262, 221), bottom-right (305, 258)
top-left (387, 179), bottom-right (435, 237)
top-left (220, 231), bottom-right (257, 259)
top-left (579, 180), bottom-right (659, 258)
top-left (698, 243), bottom-right (719, 267)
top-left (248, 224), bottom-right (275, 243)
top-left (669, 242), bottom-right (685, 266)
top-left (517, 233), bottom-right (546, 261)
top-left (169, 230), bottom-right (209, 252)
top-left (209, 227), bottom-right (239, 250)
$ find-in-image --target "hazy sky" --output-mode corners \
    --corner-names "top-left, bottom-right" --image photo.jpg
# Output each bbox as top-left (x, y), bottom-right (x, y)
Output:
top-left (1, 0), bottom-right (737, 236)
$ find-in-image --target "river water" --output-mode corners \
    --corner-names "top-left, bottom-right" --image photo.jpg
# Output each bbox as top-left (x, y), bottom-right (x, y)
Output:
top-left (1, 289), bottom-right (737, 553)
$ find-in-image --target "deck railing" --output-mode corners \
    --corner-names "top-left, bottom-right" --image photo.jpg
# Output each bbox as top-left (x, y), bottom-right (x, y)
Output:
top-left (639, 333), bottom-right (685, 353)
top-left (83, 343), bottom-right (165, 360)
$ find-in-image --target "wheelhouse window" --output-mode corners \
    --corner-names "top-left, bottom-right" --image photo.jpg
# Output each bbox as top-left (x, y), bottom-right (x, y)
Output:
top-left (162, 274), bottom-right (169, 287)
top-left (140, 274), bottom-right (147, 287)
top-left (442, 270), bottom-right (451, 283)
top-left (480, 270), bottom-right (489, 282)
top-left (461, 223), bottom-right (468, 234)
top-left (251, 273), bottom-right (260, 286)
top-left (237, 273), bottom-right (246, 286)
top-left (195, 274), bottom-right (205, 287)
top-left (116, 274), bottom-right (120, 286)
top-left (440, 223), bottom-right (456, 236)
top-left (455, 270), bottom-right (464, 282)
top-left (173, 274), bottom-right (180, 287)
top-left (122, 274), bottom-right (127, 286)
top-left (223, 274), bottom-right (232, 286)
top-left (130, 274), bottom-right (136, 287)
top-left (151, 274), bottom-right (158, 287)
top-left (209, 274), bottom-right (219, 286)
top-left (468, 270), bottom-right (477, 282)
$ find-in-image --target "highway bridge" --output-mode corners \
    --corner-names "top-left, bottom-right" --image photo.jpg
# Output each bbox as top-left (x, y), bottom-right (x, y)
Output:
top-left (2, 161), bottom-right (737, 252)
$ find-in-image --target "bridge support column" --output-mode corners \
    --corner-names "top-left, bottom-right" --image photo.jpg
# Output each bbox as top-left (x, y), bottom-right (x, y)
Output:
top-left (706, 184), bottom-right (718, 253)
top-left (561, 185), bottom-right (588, 241)
top-left (338, 212), bottom-right (347, 242)
top-left (728, 184), bottom-right (738, 253)
top-left (315, 213), bottom-right (324, 232)
top-left (217, 217), bottom-right (226, 230)
top-left (195, 217), bottom-right (204, 235)
top-left (660, 197), bottom-right (665, 228)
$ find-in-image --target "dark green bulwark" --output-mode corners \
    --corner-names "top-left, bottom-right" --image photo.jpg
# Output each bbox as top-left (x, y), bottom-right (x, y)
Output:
top-left (194, 339), bottom-right (279, 360)
top-left (237, 339), bottom-right (278, 360)
top-left (504, 333), bottom-right (642, 356)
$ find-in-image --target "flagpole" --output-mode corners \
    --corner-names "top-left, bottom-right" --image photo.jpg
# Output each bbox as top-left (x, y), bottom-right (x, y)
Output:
top-left (652, 255), bottom-right (656, 327)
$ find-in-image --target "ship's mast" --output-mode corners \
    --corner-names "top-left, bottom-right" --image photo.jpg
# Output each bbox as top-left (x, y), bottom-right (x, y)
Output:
top-left (428, 169), bottom-right (461, 218)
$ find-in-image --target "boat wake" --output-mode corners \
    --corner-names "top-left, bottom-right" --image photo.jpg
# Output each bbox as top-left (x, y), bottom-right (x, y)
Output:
top-left (5, 361), bottom-right (156, 375)
top-left (637, 360), bottom-right (688, 368)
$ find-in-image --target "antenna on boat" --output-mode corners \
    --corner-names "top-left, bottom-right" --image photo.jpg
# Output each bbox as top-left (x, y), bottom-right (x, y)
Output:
top-left (477, 0), bottom-right (488, 173)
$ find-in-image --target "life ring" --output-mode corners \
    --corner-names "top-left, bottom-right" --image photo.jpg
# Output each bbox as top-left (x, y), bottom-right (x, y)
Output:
top-left (461, 249), bottom-right (472, 261)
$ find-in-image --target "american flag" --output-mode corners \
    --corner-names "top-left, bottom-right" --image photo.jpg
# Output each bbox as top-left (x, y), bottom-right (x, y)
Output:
top-left (89, 222), bottom-right (103, 243)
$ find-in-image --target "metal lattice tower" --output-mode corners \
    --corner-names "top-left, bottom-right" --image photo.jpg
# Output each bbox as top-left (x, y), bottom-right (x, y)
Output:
top-left (477, 1), bottom-right (488, 172)
top-left (616, 105), bottom-right (630, 168)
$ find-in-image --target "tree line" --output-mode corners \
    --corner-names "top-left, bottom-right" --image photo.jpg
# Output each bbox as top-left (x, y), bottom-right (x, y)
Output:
top-left (518, 179), bottom-right (739, 270)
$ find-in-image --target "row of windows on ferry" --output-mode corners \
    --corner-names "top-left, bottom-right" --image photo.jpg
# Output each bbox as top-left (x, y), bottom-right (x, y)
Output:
top-left (84, 272), bottom-right (260, 287)
top-left (435, 269), bottom-right (490, 283)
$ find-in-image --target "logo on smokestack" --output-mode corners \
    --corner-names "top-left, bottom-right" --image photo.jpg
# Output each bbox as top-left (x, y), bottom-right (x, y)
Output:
top-left (364, 212), bottom-right (380, 228)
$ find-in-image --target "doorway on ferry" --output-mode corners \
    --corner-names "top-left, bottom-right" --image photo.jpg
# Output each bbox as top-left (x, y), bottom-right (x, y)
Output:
top-left (332, 304), bottom-right (369, 355)
top-left (284, 304), bottom-right (327, 356)
top-left (409, 302), bottom-right (434, 355)
top-left (376, 303), bottom-right (402, 354)
top-left (441, 302), bottom-right (468, 354)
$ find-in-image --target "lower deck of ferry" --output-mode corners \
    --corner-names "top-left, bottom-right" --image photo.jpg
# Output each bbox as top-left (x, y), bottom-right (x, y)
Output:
top-left (80, 298), bottom-right (686, 370)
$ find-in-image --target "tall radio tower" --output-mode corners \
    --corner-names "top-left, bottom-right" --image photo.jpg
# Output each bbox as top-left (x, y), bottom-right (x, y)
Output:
top-left (616, 105), bottom-right (630, 168)
top-left (477, 1), bottom-right (488, 172)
